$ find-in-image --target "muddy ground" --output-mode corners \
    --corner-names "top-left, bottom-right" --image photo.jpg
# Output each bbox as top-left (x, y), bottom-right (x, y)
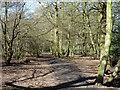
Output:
top-left (1, 53), bottom-right (120, 90)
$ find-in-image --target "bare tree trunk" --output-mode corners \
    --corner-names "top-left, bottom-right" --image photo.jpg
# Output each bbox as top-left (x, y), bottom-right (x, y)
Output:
top-left (99, 2), bottom-right (107, 61)
top-left (107, 60), bottom-right (120, 84)
top-left (3, 2), bottom-right (8, 64)
top-left (96, 0), bottom-right (112, 85)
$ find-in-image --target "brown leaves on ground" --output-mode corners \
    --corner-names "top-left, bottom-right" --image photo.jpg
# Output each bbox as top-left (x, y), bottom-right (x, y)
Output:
top-left (2, 53), bottom-right (119, 90)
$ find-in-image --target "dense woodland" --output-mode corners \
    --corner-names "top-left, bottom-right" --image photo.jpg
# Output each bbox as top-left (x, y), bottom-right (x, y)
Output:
top-left (0, 0), bottom-right (120, 88)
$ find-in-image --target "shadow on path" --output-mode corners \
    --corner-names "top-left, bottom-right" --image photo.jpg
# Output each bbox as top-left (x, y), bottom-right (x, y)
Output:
top-left (5, 76), bottom-right (97, 90)
top-left (3, 53), bottom-right (119, 89)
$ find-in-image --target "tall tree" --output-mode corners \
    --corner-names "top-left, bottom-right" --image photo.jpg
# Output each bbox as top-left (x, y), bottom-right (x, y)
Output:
top-left (96, 0), bottom-right (112, 85)
top-left (98, 2), bottom-right (107, 61)
top-left (54, 2), bottom-right (59, 57)
top-left (1, 2), bottom-right (25, 64)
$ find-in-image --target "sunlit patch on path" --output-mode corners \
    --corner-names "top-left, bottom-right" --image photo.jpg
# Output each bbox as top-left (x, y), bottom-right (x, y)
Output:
top-left (2, 53), bottom-right (118, 89)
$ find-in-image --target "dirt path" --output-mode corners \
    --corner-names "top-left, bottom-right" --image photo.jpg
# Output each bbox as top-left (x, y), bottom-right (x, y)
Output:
top-left (2, 53), bottom-right (119, 90)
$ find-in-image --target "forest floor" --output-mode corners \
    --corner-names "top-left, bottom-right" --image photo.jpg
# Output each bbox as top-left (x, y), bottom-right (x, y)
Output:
top-left (2, 53), bottom-right (120, 90)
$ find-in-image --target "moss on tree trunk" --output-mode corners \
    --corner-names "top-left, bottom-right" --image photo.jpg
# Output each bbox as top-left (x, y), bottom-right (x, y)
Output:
top-left (96, 0), bottom-right (112, 85)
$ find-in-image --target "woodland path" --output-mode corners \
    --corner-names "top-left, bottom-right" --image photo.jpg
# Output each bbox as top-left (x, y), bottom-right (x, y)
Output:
top-left (2, 53), bottom-right (119, 90)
